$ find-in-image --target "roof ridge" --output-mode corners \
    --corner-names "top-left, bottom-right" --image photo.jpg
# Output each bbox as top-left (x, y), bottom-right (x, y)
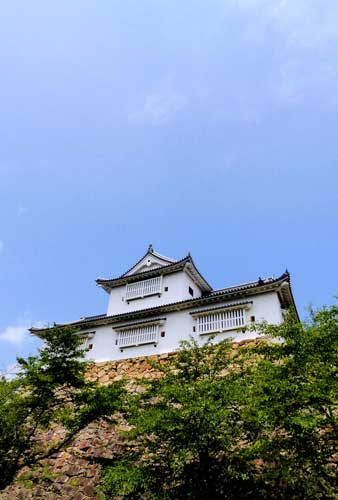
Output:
top-left (185, 254), bottom-right (213, 291)
top-left (211, 276), bottom-right (275, 294)
top-left (111, 247), bottom-right (179, 279)
top-left (97, 255), bottom-right (191, 284)
top-left (120, 248), bottom-right (151, 277)
top-left (151, 250), bottom-right (177, 263)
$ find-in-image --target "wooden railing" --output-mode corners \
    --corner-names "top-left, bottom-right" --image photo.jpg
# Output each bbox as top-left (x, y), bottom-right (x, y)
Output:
top-left (116, 324), bottom-right (159, 348)
top-left (197, 308), bottom-right (245, 335)
top-left (125, 276), bottom-right (162, 300)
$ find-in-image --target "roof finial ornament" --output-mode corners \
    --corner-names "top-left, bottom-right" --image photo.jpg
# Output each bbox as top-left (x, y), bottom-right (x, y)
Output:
top-left (148, 243), bottom-right (154, 253)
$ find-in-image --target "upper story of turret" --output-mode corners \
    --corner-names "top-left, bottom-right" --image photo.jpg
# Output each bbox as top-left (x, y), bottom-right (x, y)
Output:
top-left (96, 245), bottom-right (212, 316)
top-left (30, 245), bottom-right (299, 362)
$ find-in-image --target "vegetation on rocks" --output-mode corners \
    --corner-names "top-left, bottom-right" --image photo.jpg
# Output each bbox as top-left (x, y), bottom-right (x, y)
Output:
top-left (0, 304), bottom-right (337, 499)
top-left (0, 326), bottom-right (124, 491)
top-left (101, 306), bottom-right (338, 499)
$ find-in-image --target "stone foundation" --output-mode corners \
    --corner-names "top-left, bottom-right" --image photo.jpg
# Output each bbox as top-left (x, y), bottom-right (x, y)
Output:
top-left (0, 339), bottom-right (262, 499)
top-left (86, 339), bottom-right (261, 385)
top-left (86, 351), bottom-right (176, 384)
top-left (0, 420), bottom-right (122, 500)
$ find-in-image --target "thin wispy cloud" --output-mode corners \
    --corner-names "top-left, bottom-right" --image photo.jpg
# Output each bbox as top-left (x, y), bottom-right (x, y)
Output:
top-left (0, 363), bottom-right (21, 380)
top-left (232, 0), bottom-right (338, 49)
top-left (0, 325), bottom-right (29, 346)
top-left (267, 0), bottom-right (338, 50)
top-left (17, 206), bottom-right (27, 217)
top-left (270, 59), bottom-right (338, 110)
top-left (205, 0), bottom-right (338, 121)
top-left (129, 90), bottom-right (187, 126)
top-left (0, 319), bottom-right (44, 347)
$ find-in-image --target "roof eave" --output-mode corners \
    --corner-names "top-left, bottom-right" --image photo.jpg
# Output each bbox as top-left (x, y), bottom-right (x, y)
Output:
top-left (118, 246), bottom-right (177, 278)
top-left (31, 272), bottom-right (297, 335)
top-left (96, 256), bottom-right (191, 289)
top-left (184, 260), bottom-right (212, 292)
top-left (96, 256), bottom-right (213, 293)
top-left (276, 272), bottom-right (300, 321)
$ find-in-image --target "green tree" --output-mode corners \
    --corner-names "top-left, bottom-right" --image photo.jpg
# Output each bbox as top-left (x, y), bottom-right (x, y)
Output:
top-left (101, 337), bottom-right (252, 499)
top-left (240, 307), bottom-right (338, 499)
top-left (0, 326), bottom-right (124, 490)
top-left (101, 306), bottom-right (338, 500)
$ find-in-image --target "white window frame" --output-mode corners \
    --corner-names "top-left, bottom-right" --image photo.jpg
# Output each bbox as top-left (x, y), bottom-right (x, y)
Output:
top-left (193, 307), bottom-right (247, 336)
top-left (80, 332), bottom-right (95, 350)
top-left (115, 322), bottom-right (160, 349)
top-left (125, 276), bottom-right (163, 301)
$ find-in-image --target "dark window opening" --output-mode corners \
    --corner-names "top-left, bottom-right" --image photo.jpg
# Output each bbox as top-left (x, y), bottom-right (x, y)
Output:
top-left (189, 286), bottom-right (194, 297)
top-left (250, 315), bottom-right (256, 323)
top-left (164, 286), bottom-right (168, 292)
top-left (193, 326), bottom-right (196, 332)
top-left (161, 331), bottom-right (165, 338)
top-left (88, 344), bottom-right (93, 350)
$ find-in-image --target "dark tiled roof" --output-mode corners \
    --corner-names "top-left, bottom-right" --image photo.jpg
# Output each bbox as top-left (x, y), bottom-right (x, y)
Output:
top-left (97, 255), bottom-right (190, 285)
top-left (189, 300), bottom-right (253, 315)
top-left (96, 255), bottom-right (212, 292)
top-left (120, 246), bottom-right (176, 277)
top-left (82, 313), bottom-right (106, 320)
top-left (210, 276), bottom-right (276, 296)
top-left (113, 317), bottom-right (167, 329)
top-left (119, 248), bottom-right (151, 277)
top-left (30, 271), bottom-right (297, 335)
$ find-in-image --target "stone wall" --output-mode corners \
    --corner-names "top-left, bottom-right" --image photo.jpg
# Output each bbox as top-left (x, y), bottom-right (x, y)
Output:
top-left (85, 339), bottom-right (259, 385)
top-left (0, 420), bottom-right (122, 500)
top-left (0, 352), bottom-right (179, 500)
top-left (0, 340), bottom-right (260, 499)
top-left (86, 351), bottom-right (176, 385)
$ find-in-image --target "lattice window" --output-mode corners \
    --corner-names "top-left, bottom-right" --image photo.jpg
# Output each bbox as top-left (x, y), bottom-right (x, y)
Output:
top-left (196, 308), bottom-right (246, 335)
top-left (125, 276), bottom-right (162, 300)
top-left (80, 332), bottom-right (95, 351)
top-left (116, 324), bottom-right (159, 348)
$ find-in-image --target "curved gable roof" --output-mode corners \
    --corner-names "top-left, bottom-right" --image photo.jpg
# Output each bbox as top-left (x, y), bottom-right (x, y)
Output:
top-left (122, 245), bottom-right (177, 277)
top-left (96, 253), bottom-right (212, 292)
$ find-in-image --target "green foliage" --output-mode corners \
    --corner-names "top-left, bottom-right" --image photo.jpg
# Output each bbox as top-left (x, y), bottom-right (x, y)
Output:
top-left (0, 326), bottom-right (124, 490)
top-left (240, 307), bottom-right (338, 499)
top-left (1, 305), bottom-right (337, 498)
top-left (102, 337), bottom-right (252, 499)
top-left (101, 306), bottom-right (338, 500)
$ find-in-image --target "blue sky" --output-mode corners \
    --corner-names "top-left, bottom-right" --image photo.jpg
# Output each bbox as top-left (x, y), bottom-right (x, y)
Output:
top-left (1, 0), bottom-right (338, 374)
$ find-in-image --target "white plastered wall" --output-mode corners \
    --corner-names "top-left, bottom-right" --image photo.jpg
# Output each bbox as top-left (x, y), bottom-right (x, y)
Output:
top-left (84, 291), bottom-right (284, 362)
top-left (107, 271), bottom-right (203, 316)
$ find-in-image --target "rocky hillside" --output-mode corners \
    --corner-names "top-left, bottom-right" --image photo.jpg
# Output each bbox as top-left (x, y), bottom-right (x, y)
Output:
top-left (0, 340), bottom-right (258, 500)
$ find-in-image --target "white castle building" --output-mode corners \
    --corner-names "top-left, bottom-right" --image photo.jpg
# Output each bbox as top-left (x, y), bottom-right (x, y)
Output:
top-left (31, 245), bottom-right (298, 362)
